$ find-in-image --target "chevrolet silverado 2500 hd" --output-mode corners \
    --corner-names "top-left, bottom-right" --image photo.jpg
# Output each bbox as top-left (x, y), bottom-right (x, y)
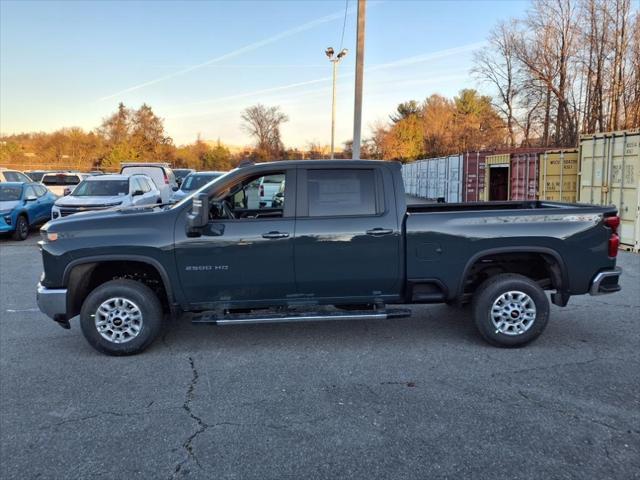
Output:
top-left (36, 160), bottom-right (622, 355)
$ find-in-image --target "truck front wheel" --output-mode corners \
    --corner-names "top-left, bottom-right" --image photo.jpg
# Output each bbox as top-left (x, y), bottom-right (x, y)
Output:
top-left (80, 279), bottom-right (163, 355)
top-left (472, 274), bottom-right (549, 347)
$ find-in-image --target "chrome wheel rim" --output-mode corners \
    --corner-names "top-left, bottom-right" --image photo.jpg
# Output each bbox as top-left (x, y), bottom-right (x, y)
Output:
top-left (95, 297), bottom-right (143, 344)
top-left (490, 290), bottom-right (536, 336)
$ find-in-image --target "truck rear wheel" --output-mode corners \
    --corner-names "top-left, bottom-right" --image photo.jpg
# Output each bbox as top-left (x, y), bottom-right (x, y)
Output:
top-left (471, 274), bottom-right (549, 347)
top-left (80, 279), bottom-right (163, 355)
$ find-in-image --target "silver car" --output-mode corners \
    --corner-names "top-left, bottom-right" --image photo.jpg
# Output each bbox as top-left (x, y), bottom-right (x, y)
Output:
top-left (51, 174), bottom-right (160, 219)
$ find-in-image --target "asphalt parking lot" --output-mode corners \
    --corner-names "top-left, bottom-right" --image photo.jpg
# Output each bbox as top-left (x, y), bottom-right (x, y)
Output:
top-left (1, 232), bottom-right (639, 480)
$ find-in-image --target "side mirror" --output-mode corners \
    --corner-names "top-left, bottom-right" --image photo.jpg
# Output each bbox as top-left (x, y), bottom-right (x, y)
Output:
top-left (186, 193), bottom-right (210, 237)
top-left (132, 189), bottom-right (144, 197)
top-left (25, 195), bottom-right (37, 202)
top-left (63, 188), bottom-right (71, 196)
top-left (172, 186), bottom-right (179, 192)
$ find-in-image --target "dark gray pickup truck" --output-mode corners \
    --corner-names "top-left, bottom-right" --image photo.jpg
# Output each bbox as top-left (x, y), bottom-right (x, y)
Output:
top-left (37, 160), bottom-right (622, 355)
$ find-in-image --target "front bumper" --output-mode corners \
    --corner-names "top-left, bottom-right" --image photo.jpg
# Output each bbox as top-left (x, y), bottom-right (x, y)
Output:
top-left (589, 267), bottom-right (622, 295)
top-left (0, 215), bottom-right (14, 233)
top-left (36, 282), bottom-right (68, 324)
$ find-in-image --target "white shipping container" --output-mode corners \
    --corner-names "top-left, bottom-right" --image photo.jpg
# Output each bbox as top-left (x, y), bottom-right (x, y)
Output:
top-left (579, 130), bottom-right (640, 252)
top-left (402, 155), bottom-right (463, 202)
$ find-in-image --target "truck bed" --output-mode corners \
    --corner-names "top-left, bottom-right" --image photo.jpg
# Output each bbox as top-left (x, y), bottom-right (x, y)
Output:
top-left (404, 200), bottom-right (618, 302)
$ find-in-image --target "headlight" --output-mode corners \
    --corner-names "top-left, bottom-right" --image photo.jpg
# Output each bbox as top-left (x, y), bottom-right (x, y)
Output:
top-left (40, 229), bottom-right (58, 242)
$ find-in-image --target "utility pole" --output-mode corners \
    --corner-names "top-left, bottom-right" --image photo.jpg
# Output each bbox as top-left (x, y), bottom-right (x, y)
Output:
top-left (325, 47), bottom-right (348, 159)
top-left (352, 0), bottom-right (366, 159)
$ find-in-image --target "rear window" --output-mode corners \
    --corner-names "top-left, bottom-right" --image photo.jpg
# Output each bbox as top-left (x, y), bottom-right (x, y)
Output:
top-left (307, 169), bottom-right (376, 217)
top-left (72, 180), bottom-right (129, 196)
top-left (42, 174), bottom-right (81, 186)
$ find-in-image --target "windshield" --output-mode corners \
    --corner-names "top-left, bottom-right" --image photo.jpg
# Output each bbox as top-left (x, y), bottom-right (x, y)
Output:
top-left (0, 185), bottom-right (23, 201)
top-left (171, 169), bottom-right (235, 209)
top-left (72, 180), bottom-right (129, 196)
top-left (181, 173), bottom-right (222, 191)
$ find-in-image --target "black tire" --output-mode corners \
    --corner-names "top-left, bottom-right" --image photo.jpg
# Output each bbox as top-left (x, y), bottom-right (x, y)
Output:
top-left (80, 279), bottom-right (163, 355)
top-left (12, 215), bottom-right (29, 241)
top-left (471, 273), bottom-right (549, 347)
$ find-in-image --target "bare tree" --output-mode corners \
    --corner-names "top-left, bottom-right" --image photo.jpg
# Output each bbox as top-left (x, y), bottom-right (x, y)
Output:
top-left (240, 104), bottom-right (289, 159)
top-left (473, 20), bottom-right (520, 147)
top-left (513, 0), bottom-right (580, 146)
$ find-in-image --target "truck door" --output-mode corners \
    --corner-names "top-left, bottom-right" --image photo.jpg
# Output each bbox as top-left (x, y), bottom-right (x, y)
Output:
top-left (174, 168), bottom-right (296, 306)
top-left (293, 166), bottom-right (401, 301)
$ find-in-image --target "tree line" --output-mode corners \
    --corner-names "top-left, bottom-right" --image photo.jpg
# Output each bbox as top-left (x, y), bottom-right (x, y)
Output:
top-left (473, 0), bottom-right (639, 148)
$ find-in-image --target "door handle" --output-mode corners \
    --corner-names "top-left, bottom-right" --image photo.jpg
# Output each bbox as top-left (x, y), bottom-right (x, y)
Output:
top-left (366, 228), bottom-right (394, 236)
top-left (262, 231), bottom-right (289, 239)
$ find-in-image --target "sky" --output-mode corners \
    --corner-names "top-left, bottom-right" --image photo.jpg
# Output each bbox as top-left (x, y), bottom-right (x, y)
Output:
top-left (0, 0), bottom-right (530, 148)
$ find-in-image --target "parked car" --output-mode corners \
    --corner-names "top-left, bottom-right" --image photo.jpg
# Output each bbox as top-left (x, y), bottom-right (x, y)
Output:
top-left (41, 172), bottom-right (89, 196)
top-left (25, 170), bottom-right (54, 182)
top-left (51, 174), bottom-right (160, 219)
top-left (169, 171), bottom-right (225, 203)
top-left (36, 160), bottom-right (622, 355)
top-left (0, 182), bottom-right (56, 240)
top-left (120, 163), bottom-right (178, 203)
top-left (173, 168), bottom-right (195, 187)
top-left (0, 167), bottom-right (32, 183)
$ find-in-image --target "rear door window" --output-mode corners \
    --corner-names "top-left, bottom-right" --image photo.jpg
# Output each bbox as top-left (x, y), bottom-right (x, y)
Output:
top-left (306, 169), bottom-right (377, 217)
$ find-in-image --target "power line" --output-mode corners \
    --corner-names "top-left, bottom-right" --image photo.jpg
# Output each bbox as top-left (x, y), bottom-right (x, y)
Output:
top-left (338, 0), bottom-right (349, 53)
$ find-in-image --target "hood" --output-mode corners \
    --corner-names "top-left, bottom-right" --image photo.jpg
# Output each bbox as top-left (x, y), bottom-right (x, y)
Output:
top-left (55, 195), bottom-right (125, 207)
top-left (0, 200), bottom-right (20, 212)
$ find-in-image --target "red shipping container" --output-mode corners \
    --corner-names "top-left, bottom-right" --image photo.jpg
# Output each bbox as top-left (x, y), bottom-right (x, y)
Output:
top-left (463, 151), bottom-right (491, 202)
top-left (510, 152), bottom-right (541, 200)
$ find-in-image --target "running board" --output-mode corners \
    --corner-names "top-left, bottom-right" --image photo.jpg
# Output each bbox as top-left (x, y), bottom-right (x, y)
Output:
top-left (191, 308), bottom-right (412, 325)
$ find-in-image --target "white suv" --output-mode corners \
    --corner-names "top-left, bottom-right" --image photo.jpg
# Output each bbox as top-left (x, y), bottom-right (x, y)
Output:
top-left (119, 163), bottom-right (178, 203)
top-left (51, 174), bottom-right (160, 219)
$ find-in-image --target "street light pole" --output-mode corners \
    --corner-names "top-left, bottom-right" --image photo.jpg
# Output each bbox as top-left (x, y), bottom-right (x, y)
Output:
top-left (331, 60), bottom-right (337, 159)
top-left (325, 47), bottom-right (347, 159)
top-left (352, 0), bottom-right (366, 159)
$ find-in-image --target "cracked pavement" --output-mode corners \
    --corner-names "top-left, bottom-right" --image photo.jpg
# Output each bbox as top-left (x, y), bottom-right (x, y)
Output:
top-left (1, 233), bottom-right (639, 479)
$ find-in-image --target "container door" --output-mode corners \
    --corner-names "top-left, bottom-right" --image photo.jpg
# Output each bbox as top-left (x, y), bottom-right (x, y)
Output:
top-left (447, 155), bottom-right (462, 203)
top-left (608, 134), bottom-right (640, 249)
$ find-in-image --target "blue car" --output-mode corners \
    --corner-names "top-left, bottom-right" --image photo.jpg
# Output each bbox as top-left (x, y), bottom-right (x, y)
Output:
top-left (0, 182), bottom-right (57, 240)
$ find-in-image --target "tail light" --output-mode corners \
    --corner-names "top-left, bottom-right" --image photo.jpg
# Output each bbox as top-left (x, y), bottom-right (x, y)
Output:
top-left (163, 171), bottom-right (169, 184)
top-left (604, 216), bottom-right (620, 258)
top-left (259, 185), bottom-right (264, 197)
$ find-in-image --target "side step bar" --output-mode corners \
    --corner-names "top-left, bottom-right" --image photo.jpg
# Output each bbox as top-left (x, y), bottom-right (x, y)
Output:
top-left (192, 308), bottom-right (412, 325)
